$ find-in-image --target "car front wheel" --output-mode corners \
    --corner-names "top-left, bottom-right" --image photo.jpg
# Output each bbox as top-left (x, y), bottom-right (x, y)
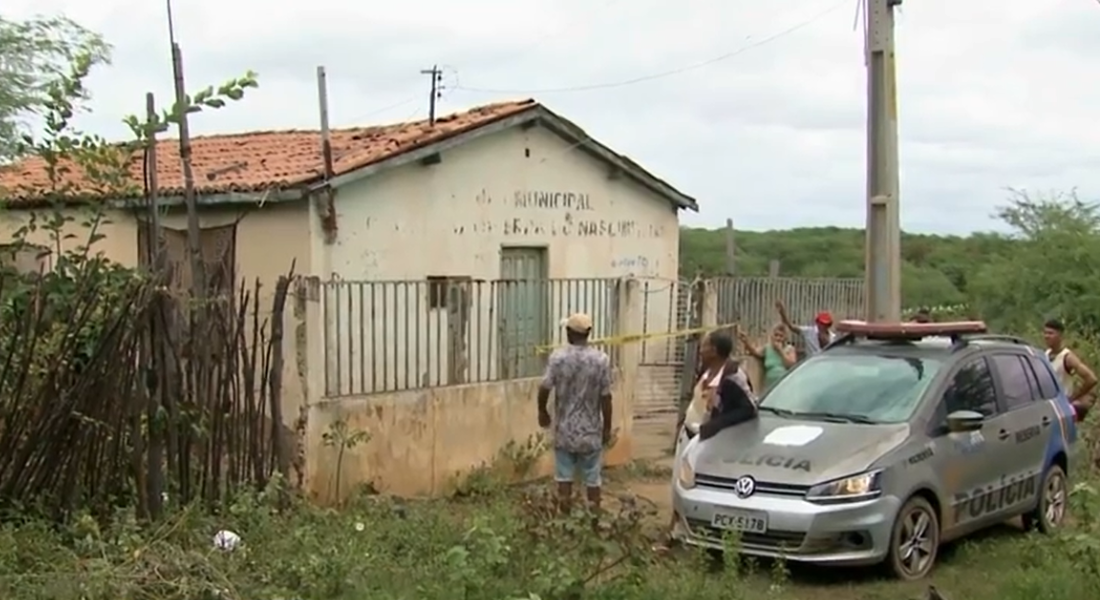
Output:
top-left (886, 496), bottom-right (940, 581)
top-left (1023, 464), bottom-right (1068, 533)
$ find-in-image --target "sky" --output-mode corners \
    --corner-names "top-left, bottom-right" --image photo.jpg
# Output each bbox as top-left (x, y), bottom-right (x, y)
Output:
top-left (6, 0), bottom-right (1100, 234)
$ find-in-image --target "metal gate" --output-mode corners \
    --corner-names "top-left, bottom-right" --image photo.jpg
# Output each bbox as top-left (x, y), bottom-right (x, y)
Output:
top-left (632, 279), bottom-right (700, 460)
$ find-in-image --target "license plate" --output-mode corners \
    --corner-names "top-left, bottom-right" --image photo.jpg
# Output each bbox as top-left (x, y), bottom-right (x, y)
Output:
top-left (711, 510), bottom-right (768, 534)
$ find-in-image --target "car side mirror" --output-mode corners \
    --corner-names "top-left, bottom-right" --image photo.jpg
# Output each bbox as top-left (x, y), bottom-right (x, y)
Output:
top-left (946, 410), bottom-right (984, 433)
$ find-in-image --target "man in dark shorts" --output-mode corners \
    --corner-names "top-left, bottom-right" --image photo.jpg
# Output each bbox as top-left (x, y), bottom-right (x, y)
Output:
top-left (538, 313), bottom-right (613, 511)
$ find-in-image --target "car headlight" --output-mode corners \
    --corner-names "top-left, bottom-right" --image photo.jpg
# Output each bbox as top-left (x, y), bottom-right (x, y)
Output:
top-left (678, 456), bottom-right (696, 489)
top-left (805, 470), bottom-right (883, 503)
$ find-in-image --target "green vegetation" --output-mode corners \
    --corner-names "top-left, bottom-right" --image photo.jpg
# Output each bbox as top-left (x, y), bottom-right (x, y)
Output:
top-left (681, 190), bottom-right (1100, 334)
top-left (5, 10), bottom-right (1100, 600)
top-left (0, 14), bottom-right (110, 161)
top-left (2, 465), bottom-right (1100, 600)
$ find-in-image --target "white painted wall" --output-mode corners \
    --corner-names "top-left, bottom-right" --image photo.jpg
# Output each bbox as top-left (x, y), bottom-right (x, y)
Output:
top-left (319, 124), bottom-right (685, 395)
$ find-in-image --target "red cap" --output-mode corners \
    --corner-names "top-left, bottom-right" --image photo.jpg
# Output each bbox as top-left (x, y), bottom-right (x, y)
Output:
top-left (815, 311), bottom-right (833, 327)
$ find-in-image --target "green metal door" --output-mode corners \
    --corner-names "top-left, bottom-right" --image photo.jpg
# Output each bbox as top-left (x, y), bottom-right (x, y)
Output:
top-left (498, 247), bottom-right (548, 379)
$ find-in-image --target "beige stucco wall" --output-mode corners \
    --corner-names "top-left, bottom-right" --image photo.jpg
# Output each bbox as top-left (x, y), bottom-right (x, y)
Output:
top-left (323, 125), bottom-right (680, 281)
top-left (317, 124), bottom-right (685, 395)
top-left (306, 374), bottom-right (633, 501)
top-left (0, 206), bottom-right (139, 266)
top-left (0, 203), bottom-right (311, 436)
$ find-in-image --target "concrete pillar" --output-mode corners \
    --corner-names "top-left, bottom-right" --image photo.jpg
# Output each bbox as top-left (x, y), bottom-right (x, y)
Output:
top-left (614, 277), bottom-right (642, 460)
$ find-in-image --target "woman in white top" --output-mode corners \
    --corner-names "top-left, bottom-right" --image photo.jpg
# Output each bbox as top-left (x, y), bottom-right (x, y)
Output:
top-left (1043, 319), bottom-right (1097, 421)
top-left (659, 330), bottom-right (758, 553)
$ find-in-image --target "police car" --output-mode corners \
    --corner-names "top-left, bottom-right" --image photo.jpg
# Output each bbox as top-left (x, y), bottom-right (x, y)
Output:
top-left (672, 320), bottom-right (1076, 580)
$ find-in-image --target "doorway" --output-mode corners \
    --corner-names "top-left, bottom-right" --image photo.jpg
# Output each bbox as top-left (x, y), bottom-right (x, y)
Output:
top-left (498, 246), bottom-right (548, 379)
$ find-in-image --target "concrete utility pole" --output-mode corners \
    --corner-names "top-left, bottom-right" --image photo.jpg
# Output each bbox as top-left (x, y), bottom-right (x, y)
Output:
top-left (864, 0), bottom-right (902, 322)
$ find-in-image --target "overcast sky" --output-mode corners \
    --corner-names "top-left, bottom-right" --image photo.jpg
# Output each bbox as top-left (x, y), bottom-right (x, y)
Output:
top-left (7, 0), bottom-right (1100, 234)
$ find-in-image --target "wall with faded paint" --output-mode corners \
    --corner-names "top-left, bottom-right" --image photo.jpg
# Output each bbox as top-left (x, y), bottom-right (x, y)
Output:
top-left (0, 203), bottom-right (312, 439)
top-left (305, 373), bottom-right (633, 500)
top-left (323, 125), bottom-right (679, 281)
top-left (318, 124), bottom-right (684, 393)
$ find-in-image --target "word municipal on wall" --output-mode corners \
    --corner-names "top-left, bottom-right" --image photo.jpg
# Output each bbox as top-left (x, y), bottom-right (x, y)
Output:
top-left (512, 190), bottom-right (594, 211)
top-left (454, 217), bottom-right (664, 238)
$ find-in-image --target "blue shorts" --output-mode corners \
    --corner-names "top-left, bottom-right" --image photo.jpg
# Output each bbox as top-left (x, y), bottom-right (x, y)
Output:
top-left (554, 448), bottom-right (603, 487)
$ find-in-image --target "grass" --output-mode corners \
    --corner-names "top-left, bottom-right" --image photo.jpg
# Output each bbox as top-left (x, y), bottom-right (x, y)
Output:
top-left (1, 464), bottom-right (1099, 600)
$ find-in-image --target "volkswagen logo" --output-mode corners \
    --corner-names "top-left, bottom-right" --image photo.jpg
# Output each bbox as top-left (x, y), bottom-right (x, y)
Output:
top-left (734, 475), bottom-right (756, 498)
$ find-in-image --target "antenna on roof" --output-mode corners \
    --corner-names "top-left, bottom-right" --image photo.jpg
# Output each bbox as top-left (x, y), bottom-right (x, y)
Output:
top-left (419, 65), bottom-right (444, 126)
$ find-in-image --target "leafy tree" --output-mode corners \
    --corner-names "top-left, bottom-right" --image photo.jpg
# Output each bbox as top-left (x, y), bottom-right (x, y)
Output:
top-left (0, 13), bottom-right (259, 517)
top-left (680, 221), bottom-right (1018, 309)
top-left (0, 14), bottom-right (110, 162)
top-left (967, 190), bottom-right (1100, 334)
top-left (679, 190), bottom-right (1100, 330)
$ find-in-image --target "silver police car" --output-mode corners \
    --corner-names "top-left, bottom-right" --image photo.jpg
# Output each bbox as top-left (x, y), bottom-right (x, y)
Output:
top-left (672, 321), bottom-right (1077, 580)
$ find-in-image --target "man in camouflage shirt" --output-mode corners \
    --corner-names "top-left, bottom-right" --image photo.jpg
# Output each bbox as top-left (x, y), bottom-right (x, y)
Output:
top-left (538, 312), bottom-right (613, 511)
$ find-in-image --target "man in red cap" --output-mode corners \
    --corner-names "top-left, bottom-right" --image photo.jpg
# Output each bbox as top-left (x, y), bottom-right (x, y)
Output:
top-left (775, 300), bottom-right (836, 357)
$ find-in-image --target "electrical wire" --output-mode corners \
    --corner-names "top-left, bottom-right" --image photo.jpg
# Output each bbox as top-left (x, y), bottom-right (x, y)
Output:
top-left (330, 0), bottom-right (632, 125)
top-left (333, 95), bottom-right (421, 127)
top-left (495, 1), bottom-right (856, 172)
top-left (447, 0), bottom-right (629, 80)
top-left (454, 0), bottom-right (851, 95)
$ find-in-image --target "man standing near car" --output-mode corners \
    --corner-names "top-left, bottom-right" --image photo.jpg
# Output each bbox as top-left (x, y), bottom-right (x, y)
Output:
top-left (1042, 318), bottom-right (1097, 422)
top-left (775, 299), bottom-right (835, 357)
top-left (538, 313), bottom-right (613, 512)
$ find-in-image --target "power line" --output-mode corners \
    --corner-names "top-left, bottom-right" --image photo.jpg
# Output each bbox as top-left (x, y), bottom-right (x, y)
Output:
top-left (453, 0), bottom-right (628, 77)
top-left (454, 0), bottom-right (850, 95)
top-left (331, 95), bottom-right (419, 127)
top-left (328, 0), bottom-right (628, 124)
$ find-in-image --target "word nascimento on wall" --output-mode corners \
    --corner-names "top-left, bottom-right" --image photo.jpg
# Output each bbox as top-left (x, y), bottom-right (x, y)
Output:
top-left (454, 217), bottom-right (664, 238)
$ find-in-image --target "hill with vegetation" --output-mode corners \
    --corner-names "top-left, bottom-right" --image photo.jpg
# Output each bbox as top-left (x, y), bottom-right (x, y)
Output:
top-left (679, 191), bottom-right (1100, 334)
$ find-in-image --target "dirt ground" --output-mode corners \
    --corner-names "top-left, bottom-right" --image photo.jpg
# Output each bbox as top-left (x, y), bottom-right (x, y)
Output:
top-left (608, 428), bottom-right (676, 522)
top-left (601, 440), bottom-right (1028, 600)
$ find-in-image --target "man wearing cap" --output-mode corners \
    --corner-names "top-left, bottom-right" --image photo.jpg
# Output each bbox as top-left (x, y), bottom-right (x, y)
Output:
top-left (775, 300), bottom-right (836, 357)
top-left (538, 312), bottom-right (614, 512)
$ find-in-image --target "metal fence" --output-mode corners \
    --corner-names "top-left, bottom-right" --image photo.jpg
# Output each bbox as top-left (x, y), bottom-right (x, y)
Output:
top-left (322, 278), bottom-right (623, 396)
top-left (638, 279), bottom-right (696, 364)
top-left (321, 275), bottom-right (866, 398)
top-left (714, 276), bottom-right (865, 358)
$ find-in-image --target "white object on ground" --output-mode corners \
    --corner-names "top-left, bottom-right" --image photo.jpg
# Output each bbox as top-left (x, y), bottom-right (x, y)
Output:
top-left (213, 529), bottom-right (241, 551)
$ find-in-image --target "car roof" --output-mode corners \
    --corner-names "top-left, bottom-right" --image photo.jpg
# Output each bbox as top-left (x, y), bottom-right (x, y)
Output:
top-left (823, 337), bottom-right (1040, 361)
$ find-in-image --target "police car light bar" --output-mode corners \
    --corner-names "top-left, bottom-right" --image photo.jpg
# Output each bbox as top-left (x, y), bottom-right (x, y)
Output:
top-left (835, 320), bottom-right (988, 340)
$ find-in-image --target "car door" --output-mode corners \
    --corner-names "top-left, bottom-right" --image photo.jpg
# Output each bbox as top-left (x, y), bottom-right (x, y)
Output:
top-left (1022, 351), bottom-right (1076, 449)
top-left (932, 356), bottom-right (1012, 535)
top-left (986, 353), bottom-right (1048, 515)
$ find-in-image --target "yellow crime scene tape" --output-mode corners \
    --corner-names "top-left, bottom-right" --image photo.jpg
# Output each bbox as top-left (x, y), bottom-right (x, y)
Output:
top-left (534, 322), bottom-right (743, 355)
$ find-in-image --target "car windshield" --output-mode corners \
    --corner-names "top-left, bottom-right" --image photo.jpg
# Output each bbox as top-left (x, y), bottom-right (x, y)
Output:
top-left (758, 353), bottom-right (942, 424)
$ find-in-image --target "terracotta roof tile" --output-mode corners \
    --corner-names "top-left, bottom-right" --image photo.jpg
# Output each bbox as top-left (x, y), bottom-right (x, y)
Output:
top-left (0, 99), bottom-right (537, 204)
